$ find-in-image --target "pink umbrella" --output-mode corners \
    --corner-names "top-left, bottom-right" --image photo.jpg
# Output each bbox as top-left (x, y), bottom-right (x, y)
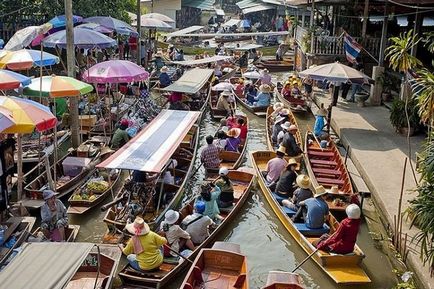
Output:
top-left (82, 60), bottom-right (150, 83)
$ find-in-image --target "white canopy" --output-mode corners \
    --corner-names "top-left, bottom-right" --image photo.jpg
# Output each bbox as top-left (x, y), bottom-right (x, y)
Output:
top-left (166, 30), bottom-right (289, 38)
top-left (222, 19), bottom-right (242, 27)
top-left (171, 55), bottom-right (232, 66)
top-left (166, 26), bottom-right (204, 38)
top-left (162, 68), bottom-right (214, 94)
top-left (243, 4), bottom-right (275, 14)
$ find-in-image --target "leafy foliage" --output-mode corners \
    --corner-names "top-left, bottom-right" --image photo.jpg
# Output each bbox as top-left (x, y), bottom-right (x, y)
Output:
top-left (413, 69), bottom-right (434, 124)
top-left (385, 30), bottom-right (422, 73)
top-left (389, 98), bottom-right (421, 130)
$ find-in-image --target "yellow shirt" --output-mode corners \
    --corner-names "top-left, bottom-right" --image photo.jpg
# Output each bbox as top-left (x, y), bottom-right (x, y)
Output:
top-left (123, 231), bottom-right (167, 270)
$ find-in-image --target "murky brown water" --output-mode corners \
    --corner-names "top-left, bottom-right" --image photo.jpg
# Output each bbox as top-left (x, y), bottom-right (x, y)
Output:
top-left (71, 72), bottom-right (397, 289)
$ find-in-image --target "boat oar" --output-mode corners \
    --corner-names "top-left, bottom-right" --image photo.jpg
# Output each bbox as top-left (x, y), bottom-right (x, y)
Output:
top-left (191, 162), bottom-right (204, 177)
top-left (291, 248), bottom-right (319, 273)
top-left (306, 125), bottom-right (324, 151)
top-left (163, 244), bottom-right (194, 264)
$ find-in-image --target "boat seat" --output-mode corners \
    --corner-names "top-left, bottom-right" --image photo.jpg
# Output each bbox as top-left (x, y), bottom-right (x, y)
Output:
top-left (294, 223), bottom-right (330, 236)
top-left (183, 283), bottom-right (193, 289)
top-left (233, 273), bottom-right (247, 288)
top-left (281, 206), bottom-right (297, 217)
top-left (272, 192), bottom-right (286, 205)
top-left (192, 266), bottom-right (203, 283)
top-left (308, 150), bottom-right (334, 158)
top-left (219, 205), bottom-right (234, 214)
top-left (308, 147), bottom-right (333, 152)
top-left (310, 159), bottom-right (337, 167)
top-left (312, 167), bottom-right (342, 176)
top-left (316, 177), bottom-right (345, 186)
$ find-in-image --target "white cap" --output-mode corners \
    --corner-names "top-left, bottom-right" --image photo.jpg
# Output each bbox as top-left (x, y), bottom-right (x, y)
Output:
top-left (164, 209), bottom-right (180, 225)
top-left (346, 204), bottom-right (361, 219)
top-left (219, 167), bottom-right (229, 176)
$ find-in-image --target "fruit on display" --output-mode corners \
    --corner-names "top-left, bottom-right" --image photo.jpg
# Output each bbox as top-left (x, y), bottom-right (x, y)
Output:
top-left (87, 180), bottom-right (109, 193)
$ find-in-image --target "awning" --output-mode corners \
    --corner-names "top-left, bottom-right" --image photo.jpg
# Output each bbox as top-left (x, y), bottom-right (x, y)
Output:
top-left (0, 243), bottom-right (94, 289)
top-left (222, 19), bottom-right (242, 27)
top-left (233, 43), bottom-right (263, 50)
top-left (215, 8), bottom-right (225, 16)
top-left (182, 0), bottom-right (215, 10)
top-left (243, 4), bottom-right (275, 14)
top-left (162, 68), bottom-right (214, 94)
top-left (166, 25), bottom-right (204, 38)
top-left (165, 30), bottom-right (290, 38)
top-left (97, 110), bottom-right (200, 172)
top-left (237, 0), bottom-right (261, 9)
top-left (171, 55), bottom-right (232, 66)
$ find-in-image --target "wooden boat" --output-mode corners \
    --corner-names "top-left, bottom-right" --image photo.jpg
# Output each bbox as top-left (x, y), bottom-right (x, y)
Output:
top-left (275, 86), bottom-right (308, 113)
top-left (255, 56), bottom-right (294, 72)
top-left (23, 137), bottom-right (109, 209)
top-left (262, 271), bottom-right (305, 289)
top-left (303, 131), bottom-right (357, 215)
top-left (208, 89), bottom-right (237, 120)
top-left (31, 224), bottom-right (80, 242)
top-left (180, 242), bottom-right (248, 289)
top-left (118, 170), bottom-right (254, 288)
top-left (215, 35), bottom-right (252, 43)
top-left (0, 216), bottom-right (36, 266)
top-left (220, 66), bottom-right (238, 81)
top-left (250, 151), bottom-right (370, 284)
top-left (67, 169), bottom-right (123, 215)
top-left (266, 106), bottom-right (302, 151)
top-left (229, 77), bottom-right (269, 117)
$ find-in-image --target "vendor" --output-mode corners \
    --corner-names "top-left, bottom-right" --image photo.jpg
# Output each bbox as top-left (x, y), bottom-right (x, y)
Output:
top-left (40, 190), bottom-right (68, 241)
top-left (111, 119), bottom-right (130, 149)
top-left (159, 66), bottom-right (172, 88)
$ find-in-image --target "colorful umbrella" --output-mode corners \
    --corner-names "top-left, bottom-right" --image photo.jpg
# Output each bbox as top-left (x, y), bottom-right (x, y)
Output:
top-left (49, 15), bottom-right (83, 28)
top-left (77, 23), bottom-right (113, 34)
top-left (23, 75), bottom-right (94, 98)
top-left (82, 60), bottom-right (149, 83)
top-left (0, 96), bottom-right (57, 133)
top-left (42, 27), bottom-right (117, 49)
top-left (298, 62), bottom-right (373, 84)
top-left (0, 107), bottom-right (16, 133)
top-left (0, 49), bottom-right (59, 70)
top-left (0, 70), bottom-right (31, 90)
top-left (141, 13), bottom-right (175, 23)
top-left (84, 16), bottom-right (137, 36)
top-left (3, 23), bottom-right (53, 51)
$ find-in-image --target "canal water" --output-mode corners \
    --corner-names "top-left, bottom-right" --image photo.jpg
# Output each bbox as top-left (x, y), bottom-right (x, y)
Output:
top-left (70, 73), bottom-right (397, 289)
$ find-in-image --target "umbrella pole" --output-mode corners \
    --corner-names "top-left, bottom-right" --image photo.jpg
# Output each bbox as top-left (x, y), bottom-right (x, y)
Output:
top-left (17, 134), bottom-right (23, 201)
top-left (53, 101), bottom-right (58, 186)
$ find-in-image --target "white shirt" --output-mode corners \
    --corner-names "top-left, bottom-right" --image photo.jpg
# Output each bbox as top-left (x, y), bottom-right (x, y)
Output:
top-left (213, 139), bottom-right (227, 150)
top-left (163, 171), bottom-right (174, 185)
top-left (159, 222), bottom-right (190, 257)
top-left (277, 130), bottom-right (285, 144)
top-left (183, 213), bottom-right (214, 244)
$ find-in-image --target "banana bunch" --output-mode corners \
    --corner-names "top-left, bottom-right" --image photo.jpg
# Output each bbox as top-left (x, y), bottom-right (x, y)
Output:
top-left (87, 180), bottom-right (109, 192)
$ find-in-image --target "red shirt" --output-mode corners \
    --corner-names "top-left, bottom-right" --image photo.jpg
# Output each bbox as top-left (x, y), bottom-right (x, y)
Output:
top-left (233, 123), bottom-right (247, 140)
top-left (317, 218), bottom-right (360, 254)
top-left (168, 92), bottom-right (182, 103)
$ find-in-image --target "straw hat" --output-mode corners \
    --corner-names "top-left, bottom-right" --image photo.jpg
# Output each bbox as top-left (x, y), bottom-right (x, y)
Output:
top-left (155, 51), bottom-right (163, 57)
top-left (280, 121), bottom-right (291, 130)
top-left (238, 78), bottom-right (245, 84)
top-left (227, 128), bottom-right (241, 138)
top-left (164, 209), bottom-right (180, 225)
top-left (276, 146), bottom-right (286, 155)
top-left (273, 102), bottom-right (284, 110)
top-left (280, 108), bottom-right (290, 116)
top-left (284, 81), bottom-right (291, 87)
top-left (317, 108), bottom-right (327, 117)
top-left (287, 158), bottom-right (297, 166)
top-left (327, 185), bottom-right (340, 194)
top-left (43, 190), bottom-right (56, 200)
top-left (161, 66), bottom-right (169, 73)
top-left (100, 146), bottom-right (115, 156)
top-left (296, 175), bottom-right (311, 189)
top-left (288, 124), bottom-right (298, 131)
top-left (314, 186), bottom-right (328, 198)
top-left (259, 84), bottom-right (271, 93)
top-left (221, 89), bottom-right (232, 97)
top-left (125, 217), bottom-right (150, 236)
top-left (168, 44), bottom-right (174, 48)
top-left (346, 204), bottom-right (361, 219)
top-left (292, 81), bottom-right (298, 85)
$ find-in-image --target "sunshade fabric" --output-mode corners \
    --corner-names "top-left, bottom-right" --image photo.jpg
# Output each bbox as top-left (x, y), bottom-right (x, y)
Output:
top-left (182, 0), bottom-right (215, 10)
top-left (171, 55), bottom-right (232, 66)
top-left (243, 4), bottom-right (275, 14)
top-left (132, 18), bottom-right (172, 29)
top-left (42, 27), bottom-right (117, 49)
top-left (298, 62), bottom-right (373, 84)
top-left (23, 75), bottom-right (94, 97)
top-left (49, 15), bottom-right (83, 28)
top-left (0, 49), bottom-right (59, 70)
top-left (0, 107), bottom-right (16, 132)
top-left (84, 16), bottom-right (137, 36)
top-left (162, 68), bottom-right (213, 94)
top-left (77, 23), bottom-right (114, 34)
top-left (97, 110), bottom-right (200, 172)
top-left (222, 19), bottom-right (242, 27)
top-left (237, 0), bottom-right (261, 9)
top-left (167, 26), bottom-right (204, 38)
top-left (165, 30), bottom-right (289, 38)
top-left (82, 60), bottom-right (150, 83)
top-left (3, 24), bottom-right (52, 51)
top-left (141, 13), bottom-right (175, 23)
top-left (0, 243), bottom-right (93, 289)
top-left (215, 8), bottom-right (225, 16)
top-left (0, 69), bottom-right (31, 89)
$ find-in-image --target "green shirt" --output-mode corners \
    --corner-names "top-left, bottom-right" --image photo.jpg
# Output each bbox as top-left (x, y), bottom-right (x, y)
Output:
top-left (111, 128), bottom-right (129, 149)
top-left (123, 231), bottom-right (167, 270)
top-left (55, 98), bottom-right (67, 118)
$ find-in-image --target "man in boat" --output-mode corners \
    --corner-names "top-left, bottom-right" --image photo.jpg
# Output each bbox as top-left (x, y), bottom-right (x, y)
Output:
top-left (282, 175), bottom-right (313, 211)
top-left (217, 90), bottom-right (233, 115)
top-left (254, 84), bottom-right (271, 107)
top-left (182, 201), bottom-right (215, 244)
top-left (292, 186), bottom-right (329, 229)
top-left (120, 217), bottom-right (167, 272)
top-left (274, 158), bottom-right (298, 198)
top-left (159, 66), bottom-right (172, 88)
top-left (40, 190), bottom-right (68, 241)
top-left (111, 119), bottom-right (130, 149)
top-left (314, 204), bottom-right (361, 254)
top-left (263, 146), bottom-right (288, 189)
top-left (281, 124), bottom-right (303, 157)
top-left (200, 135), bottom-right (220, 170)
top-left (273, 110), bottom-right (290, 145)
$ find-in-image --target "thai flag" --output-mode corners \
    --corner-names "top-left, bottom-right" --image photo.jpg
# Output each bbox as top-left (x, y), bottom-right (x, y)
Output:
top-left (344, 32), bottom-right (362, 63)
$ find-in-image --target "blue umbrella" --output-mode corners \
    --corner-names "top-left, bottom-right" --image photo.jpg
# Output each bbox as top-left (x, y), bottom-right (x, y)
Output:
top-left (42, 27), bottom-right (117, 49)
top-left (49, 15), bottom-right (83, 28)
top-left (239, 19), bottom-right (251, 28)
top-left (84, 16), bottom-right (138, 36)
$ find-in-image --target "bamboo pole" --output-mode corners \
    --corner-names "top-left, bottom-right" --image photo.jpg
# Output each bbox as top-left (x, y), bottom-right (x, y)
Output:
top-left (395, 157), bottom-right (407, 248)
top-left (16, 134), bottom-right (23, 201)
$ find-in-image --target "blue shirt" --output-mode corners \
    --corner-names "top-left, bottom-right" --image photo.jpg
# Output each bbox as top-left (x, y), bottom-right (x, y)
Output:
top-left (314, 116), bottom-right (325, 137)
top-left (304, 197), bottom-right (329, 229)
top-left (195, 186), bottom-right (221, 220)
top-left (159, 72), bottom-right (171, 87)
top-left (255, 92), bottom-right (271, 107)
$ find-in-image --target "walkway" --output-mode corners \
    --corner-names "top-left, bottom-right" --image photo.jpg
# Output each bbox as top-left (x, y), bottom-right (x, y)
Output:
top-left (311, 90), bottom-right (433, 289)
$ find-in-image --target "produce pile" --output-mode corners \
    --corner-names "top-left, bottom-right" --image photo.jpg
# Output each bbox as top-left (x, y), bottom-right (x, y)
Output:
top-left (72, 178), bottom-right (109, 202)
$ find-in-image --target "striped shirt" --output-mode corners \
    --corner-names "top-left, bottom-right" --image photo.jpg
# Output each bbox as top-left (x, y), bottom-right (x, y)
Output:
top-left (200, 144), bottom-right (220, 169)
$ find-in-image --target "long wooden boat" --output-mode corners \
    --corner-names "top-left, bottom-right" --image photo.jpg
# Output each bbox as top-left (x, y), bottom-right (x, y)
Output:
top-left (31, 224), bottom-right (80, 242)
top-left (180, 242), bottom-right (248, 289)
top-left (0, 216), bottom-right (36, 266)
top-left (234, 93), bottom-right (268, 117)
top-left (118, 170), bottom-right (254, 288)
top-left (266, 106), bottom-right (302, 151)
top-left (67, 169), bottom-right (123, 215)
top-left (255, 57), bottom-right (294, 72)
top-left (303, 131), bottom-right (357, 215)
top-left (251, 151), bottom-right (370, 284)
top-left (208, 89), bottom-right (237, 120)
top-left (275, 86), bottom-right (308, 113)
top-left (262, 271), bottom-right (305, 289)
top-left (22, 137), bottom-right (109, 209)
top-left (215, 35), bottom-right (252, 43)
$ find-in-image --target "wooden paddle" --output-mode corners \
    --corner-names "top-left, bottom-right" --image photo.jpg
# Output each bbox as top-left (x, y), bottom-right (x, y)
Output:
top-left (291, 248), bottom-right (319, 273)
top-left (306, 125), bottom-right (324, 151)
top-left (163, 244), bottom-right (194, 264)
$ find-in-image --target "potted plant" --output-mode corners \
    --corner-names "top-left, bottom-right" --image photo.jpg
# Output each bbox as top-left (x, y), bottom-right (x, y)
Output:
top-left (389, 99), bottom-right (421, 136)
top-left (376, 74), bottom-right (394, 102)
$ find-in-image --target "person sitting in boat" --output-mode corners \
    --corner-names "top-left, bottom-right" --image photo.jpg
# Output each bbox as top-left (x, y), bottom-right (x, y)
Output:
top-left (163, 159), bottom-right (178, 185)
top-left (215, 167), bottom-right (234, 208)
top-left (292, 186), bottom-right (329, 229)
top-left (213, 130), bottom-right (228, 151)
top-left (216, 90), bottom-right (233, 115)
top-left (219, 118), bottom-right (230, 132)
top-left (281, 124), bottom-right (303, 157)
top-left (111, 119), bottom-right (130, 149)
top-left (200, 135), bottom-right (220, 170)
top-left (314, 107), bottom-right (328, 137)
top-left (277, 121), bottom-right (292, 145)
top-left (281, 81), bottom-right (292, 99)
top-left (160, 209), bottom-right (195, 258)
top-left (159, 66), bottom-right (172, 88)
top-left (238, 51), bottom-right (249, 73)
top-left (314, 204), bottom-right (361, 254)
top-left (282, 175), bottom-right (313, 211)
top-left (182, 201), bottom-right (215, 245)
top-left (254, 84), bottom-right (271, 107)
top-left (263, 146), bottom-right (288, 189)
top-left (234, 78), bottom-right (245, 97)
top-left (175, 49), bottom-right (185, 61)
top-left (151, 51), bottom-right (165, 72)
top-left (225, 128), bottom-right (241, 152)
top-left (291, 82), bottom-right (301, 96)
top-left (258, 69), bottom-right (272, 85)
top-left (196, 182), bottom-right (222, 220)
top-left (40, 190), bottom-right (68, 241)
top-left (165, 91), bottom-right (183, 109)
top-left (121, 217), bottom-right (167, 272)
top-left (274, 158), bottom-right (298, 198)
top-left (214, 65), bottom-right (223, 78)
top-left (244, 83), bottom-right (257, 105)
top-left (273, 109), bottom-right (290, 144)
top-left (233, 117), bottom-right (247, 141)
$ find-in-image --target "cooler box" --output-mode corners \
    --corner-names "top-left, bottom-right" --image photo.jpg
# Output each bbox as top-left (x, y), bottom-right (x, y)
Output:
top-left (79, 115), bottom-right (97, 127)
top-left (62, 157), bottom-right (92, 177)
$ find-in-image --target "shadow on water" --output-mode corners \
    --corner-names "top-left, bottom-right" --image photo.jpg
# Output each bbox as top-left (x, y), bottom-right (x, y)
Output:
top-left (71, 71), bottom-right (397, 288)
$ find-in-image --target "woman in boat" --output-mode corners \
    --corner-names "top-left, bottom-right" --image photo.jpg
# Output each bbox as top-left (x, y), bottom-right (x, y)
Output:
top-left (160, 209), bottom-right (195, 257)
top-left (121, 217), bottom-right (167, 271)
top-left (314, 204), bottom-right (361, 254)
top-left (282, 175), bottom-right (313, 210)
top-left (281, 81), bottom-right (292, 99)
top-left (225, 128), bottom-right (241, 152)
top-left (244, 83), bottom-right (257, 105)
top-left (234, 78), bottom-right (245, 97)
top-left (40, 190), bottom-right (68, 241)
top-left (196, 182), bottom-right (221, 220)
top-left (215, 167), bottom-right (234, 208)
top-left (292, 186), bottom-right (329, 229)
top-left (272, 109), bottom-right (290, 145)
top-left (216, 90), bottom-right (232, 115)
top-left (159, 66), bottom-right (172, 88)
top-left (151, 51), bottom-right (165, 72)
top-left (258, 69), bottom-right (272, 85)
top-left (213, 130), bottom-right (228, 151)
top-left (314, 106), bottom-right (328, 137)
top-left (233, 117), bottom-right (247, 141)
top-left (254, 84), bottom-right (271, 107)
top-left (291, 82), bottom-right (301, 96)
top-left (274, 158), bottom-right (298, 198)
top-left (111, 119), bottom-right (130, 149)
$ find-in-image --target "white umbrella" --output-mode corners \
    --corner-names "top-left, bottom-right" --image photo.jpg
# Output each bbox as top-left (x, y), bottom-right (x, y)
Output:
top-left (243, 70), bottom-right (261, 80)
top-left (142, 13), bottom-right (175, 23)
top-left (4, 23), bottom-right (52, 51)
top-left (132, 18), bottom-right (172, 29)
top-left (299, 62), bottom-right (373, 84)
top-left (212, 82), bottom-right (234, 91)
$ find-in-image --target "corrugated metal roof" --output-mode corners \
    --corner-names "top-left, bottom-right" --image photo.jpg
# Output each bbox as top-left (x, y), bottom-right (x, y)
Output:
top-left (237, 0), bottom-right (262, 9)
top-left (182, 0), bottom-right (215, 10)
top-left (243, 4), bottom-right (275, 14)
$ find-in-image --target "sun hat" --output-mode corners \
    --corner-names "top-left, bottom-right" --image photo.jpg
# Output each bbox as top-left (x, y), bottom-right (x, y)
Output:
top-left (288, 124), bottom-right (298, 131)
top-left (221, 126), bottom-right (229, 133)
top-left (317, 108), bottom-right (327, 117)
top-left (273, 102), bottom-right (284, 110)
top-left (227, 128), bottom-right (241, 138)
top-left (259, 84), bottom-right (271, 93)
top-left (100, 146), bottom-right (115, 156)
top-left (194, 201), bottom-right (206, 214)
top-left (287, 158), bottom-right (297, 166)
top-left (281, 121), bottom-right (291, 130)
top-left (43, 190), bottom-right (56, 200)
top-left (346, 204), bottom-right (361, 219)
top-left (280, 108), bottom-right (290, 116)
top-left (276, 146), bottom-right (286, 155)
top-left (125, 217), bottom-right (150, 236)
top-left (164, 209), bottom-right (180, 225)
top-left (261, 68), bottom-right (269, 74)
top-left (221, 89), bottom-right (232, 97)
top-left (275, 115), bottom-right (286, 123)
top-left (219, 167), bottom-right (229, 176)
top-left (296, 175), bottom-right (311, 189)
top-left (155, 51), bottom-right (163, 57)
top-left (161, 66), bottom-right (169, 73)
top-left (238, 78), bottom-right (245, 84)
top-left (314, 185), bottom-right (328, 198)
top-left (328, 185), bottom-right (340, 194)
top-left (292, 80), bottom-right (298, 85)
top-left (284, 81), bottom-right (291, 87)
top-left (168, 159), bottom-right (178, 169)
top-left (168, 44), bottom-right (174, 48)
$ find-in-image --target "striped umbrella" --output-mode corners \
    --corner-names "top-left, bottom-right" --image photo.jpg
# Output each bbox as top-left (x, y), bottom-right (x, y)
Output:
top-left (0, 49), bottom-right (59, 70)
top-left (0, 107), bottom-right (16, 133)
top-left (23, 75), bottom-right (94, 97)
top-left (0, 70), bottom-right (31, 90)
